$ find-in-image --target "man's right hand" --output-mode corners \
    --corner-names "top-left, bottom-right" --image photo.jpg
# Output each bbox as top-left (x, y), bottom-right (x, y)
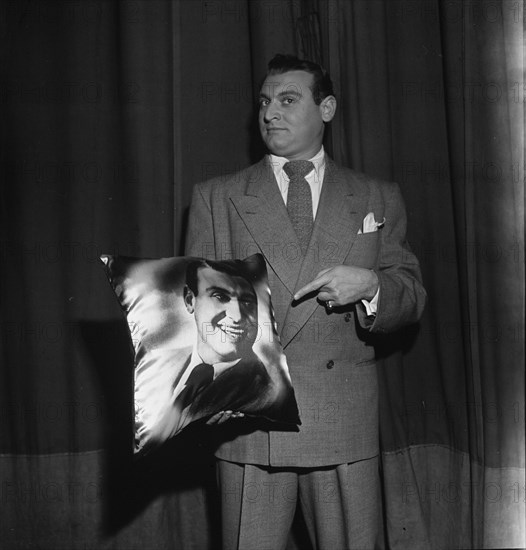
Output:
top-left (206, 410), bottom-right (245, 425)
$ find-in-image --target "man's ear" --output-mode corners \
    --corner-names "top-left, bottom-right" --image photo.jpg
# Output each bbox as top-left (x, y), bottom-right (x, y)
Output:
top-left (183, 286), bottom-right (195, 313)
top-left (320, 95), bottom-right (337, 122)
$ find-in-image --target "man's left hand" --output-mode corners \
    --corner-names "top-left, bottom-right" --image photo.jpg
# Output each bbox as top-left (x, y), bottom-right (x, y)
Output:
top-left (293, 266), bottom-right (379, 307)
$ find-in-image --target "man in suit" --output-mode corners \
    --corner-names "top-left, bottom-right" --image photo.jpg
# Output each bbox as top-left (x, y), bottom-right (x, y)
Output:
top-left (185, 54), bottom-right (426, 549)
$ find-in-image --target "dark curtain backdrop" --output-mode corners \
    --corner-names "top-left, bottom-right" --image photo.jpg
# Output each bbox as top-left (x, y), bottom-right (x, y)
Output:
top-left (1, 1), bottom-right (523, 549)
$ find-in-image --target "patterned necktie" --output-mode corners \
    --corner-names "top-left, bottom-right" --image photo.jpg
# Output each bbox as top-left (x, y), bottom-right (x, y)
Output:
top-left (175, 362), bottom-right (214, 411)
top-left (284, 160), bottom-right (314, 255)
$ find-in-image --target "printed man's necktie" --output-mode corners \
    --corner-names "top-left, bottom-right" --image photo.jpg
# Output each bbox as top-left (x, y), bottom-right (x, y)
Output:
top-left (175, 362), bottom-right (214, 412)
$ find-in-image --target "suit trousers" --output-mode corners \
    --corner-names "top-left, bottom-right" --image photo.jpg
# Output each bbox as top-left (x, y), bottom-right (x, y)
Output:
top-left (217, 456), bottom-right (383, 550)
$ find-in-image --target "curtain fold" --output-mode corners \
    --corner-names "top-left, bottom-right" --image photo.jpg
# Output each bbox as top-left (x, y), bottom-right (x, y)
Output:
top-left (445, 1), bottom-right (525, 546)
top-left (0, 1), bottom-right (209, 548)
top-left (317, 1), bottom-right (524, 547)
top-left (1, 1), bottom-right (523, 549)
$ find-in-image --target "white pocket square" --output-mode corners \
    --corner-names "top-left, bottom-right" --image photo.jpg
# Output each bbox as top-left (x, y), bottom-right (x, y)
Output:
top-left (358, 212), bottom-right (385, 234)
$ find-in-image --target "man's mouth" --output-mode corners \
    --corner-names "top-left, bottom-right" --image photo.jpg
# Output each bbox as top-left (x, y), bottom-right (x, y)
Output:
top-left (217, 323), bottom-right (246, 341)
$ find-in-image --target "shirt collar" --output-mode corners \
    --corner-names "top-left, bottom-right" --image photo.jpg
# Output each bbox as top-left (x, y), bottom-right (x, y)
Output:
top-left (190, 347), bottom-right (241, 377)
top-left (268, 146), bottom-right (325, 180)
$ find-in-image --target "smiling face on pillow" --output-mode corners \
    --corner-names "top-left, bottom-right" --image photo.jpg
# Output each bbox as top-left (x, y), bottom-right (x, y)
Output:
top-left (183, 261), bottom-right (258, 365)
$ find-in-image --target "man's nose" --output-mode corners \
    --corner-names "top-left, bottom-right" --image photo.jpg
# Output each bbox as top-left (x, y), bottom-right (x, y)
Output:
top-left (226, 299), bottom-right (242, 322)
top-left (263, 101), bottom-right (280, 123)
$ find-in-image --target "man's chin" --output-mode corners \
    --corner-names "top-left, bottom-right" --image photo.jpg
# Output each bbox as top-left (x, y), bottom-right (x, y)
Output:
top-left (263, 138), bottom-right (292, 157)
top-left (210, 344), bottom-right (254, 364)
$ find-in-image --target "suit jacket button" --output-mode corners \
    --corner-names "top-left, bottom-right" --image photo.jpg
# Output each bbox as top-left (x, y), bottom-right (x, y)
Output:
top-left (326, 360), bottom-right (334, 369)
top-left (344, 313), bottom-right (352, 322)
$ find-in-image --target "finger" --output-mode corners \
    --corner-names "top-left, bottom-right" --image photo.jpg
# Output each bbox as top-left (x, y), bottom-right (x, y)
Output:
top-left (294, 273), bottom-right (333, 301)
top-left (317, 291), bottom-right (335, 304)
top-left (206, 411), bottom-right (225, 425)
top-left (206, 410), bottom-right (245, 425)
top-left (219, 410), bottom-right (232, 422)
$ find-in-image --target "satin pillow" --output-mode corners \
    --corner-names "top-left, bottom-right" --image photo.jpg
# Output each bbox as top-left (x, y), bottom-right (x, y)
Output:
top-left (100, 253), bottom-right (300, 455)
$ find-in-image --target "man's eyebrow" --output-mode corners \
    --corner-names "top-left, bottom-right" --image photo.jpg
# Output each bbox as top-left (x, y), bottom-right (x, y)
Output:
top-left (258, 90), bottom-right (303, 100)
top-left (277, 90), bottom-right (302, 98)
top-left (206, 285), bottom-right (256, 301)
top-left (205, 285), bottom-right (232, 295)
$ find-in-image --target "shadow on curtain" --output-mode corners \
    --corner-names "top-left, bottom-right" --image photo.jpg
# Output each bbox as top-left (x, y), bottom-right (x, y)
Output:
top-left (1, 1), bottom-right (523, 549)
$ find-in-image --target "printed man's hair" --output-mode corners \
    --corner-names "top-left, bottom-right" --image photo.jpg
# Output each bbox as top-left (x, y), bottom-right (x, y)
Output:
top-left (185, 258), bottom-right (256, 296)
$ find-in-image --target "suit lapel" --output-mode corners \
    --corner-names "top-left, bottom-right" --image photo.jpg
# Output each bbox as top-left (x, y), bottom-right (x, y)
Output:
top-left (229, 158), bottom-right (303, 295)
top-left (281, 158), bottom-right (370, 348)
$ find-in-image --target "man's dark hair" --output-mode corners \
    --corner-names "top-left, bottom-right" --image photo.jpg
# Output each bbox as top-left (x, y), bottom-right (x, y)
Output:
top-left (185, 258), bottom-right (256, 296)
top-left (267, 53), bottom-right (334, 105)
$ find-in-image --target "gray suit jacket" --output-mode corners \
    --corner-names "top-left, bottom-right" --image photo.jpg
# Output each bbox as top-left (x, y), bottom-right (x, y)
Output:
top-left (185, 156), bottom-right (426, 467)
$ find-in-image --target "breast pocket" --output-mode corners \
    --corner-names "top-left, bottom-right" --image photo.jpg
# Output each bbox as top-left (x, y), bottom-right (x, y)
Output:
top-left (346, 231), bottom-right (380, 268)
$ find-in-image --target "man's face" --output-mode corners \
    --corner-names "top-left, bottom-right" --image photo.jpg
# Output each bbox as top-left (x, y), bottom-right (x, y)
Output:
top-left (185, 267), bottom-right (258, 364)
top-left (258, 70), bottom-right (335, 160)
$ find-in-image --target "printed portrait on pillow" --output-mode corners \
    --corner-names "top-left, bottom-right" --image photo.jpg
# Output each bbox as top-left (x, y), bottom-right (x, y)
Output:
top-left (100, 253), bottom-right (300, 455)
